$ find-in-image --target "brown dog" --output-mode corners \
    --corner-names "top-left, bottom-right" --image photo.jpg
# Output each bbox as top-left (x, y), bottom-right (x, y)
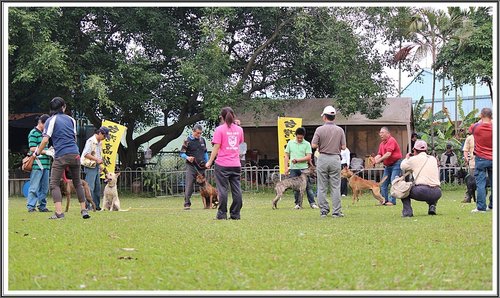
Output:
top-left (60, 179), bottom-right (97, 212)
top-left (272, 165), bottom-right (316, 210)
top-left (195, 173), bottom-right (219, 209)
top-left (341, 168), bottom-right (387, 205)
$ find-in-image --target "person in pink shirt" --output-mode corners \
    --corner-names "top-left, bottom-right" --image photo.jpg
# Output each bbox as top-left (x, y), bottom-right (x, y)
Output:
top-left (206, 107), bottom-right (244, 220)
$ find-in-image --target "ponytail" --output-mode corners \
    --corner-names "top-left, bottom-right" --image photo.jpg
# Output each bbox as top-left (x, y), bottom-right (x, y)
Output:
top-left (220, 107), bottom-right (235, 127)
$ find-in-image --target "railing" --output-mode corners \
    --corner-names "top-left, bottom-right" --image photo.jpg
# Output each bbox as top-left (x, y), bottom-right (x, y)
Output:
top-left (8, 166), bottom-right (470, 197)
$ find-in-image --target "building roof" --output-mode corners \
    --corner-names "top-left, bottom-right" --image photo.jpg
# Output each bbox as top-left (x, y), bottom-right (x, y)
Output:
top-left (237, 97), bottom-right (413, 127)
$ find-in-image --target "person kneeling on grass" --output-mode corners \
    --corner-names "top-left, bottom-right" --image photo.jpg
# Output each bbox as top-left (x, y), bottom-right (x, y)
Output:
top-left (399, 140), bottom-right (441, 217)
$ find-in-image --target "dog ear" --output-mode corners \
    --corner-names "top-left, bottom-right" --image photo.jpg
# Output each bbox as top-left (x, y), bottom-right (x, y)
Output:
top-left (115, 172), bottom-right (121, 177)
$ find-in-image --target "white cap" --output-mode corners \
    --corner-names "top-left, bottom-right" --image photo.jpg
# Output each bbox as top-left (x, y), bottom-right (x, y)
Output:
top-left (321, 105), bottom-right (336, 116)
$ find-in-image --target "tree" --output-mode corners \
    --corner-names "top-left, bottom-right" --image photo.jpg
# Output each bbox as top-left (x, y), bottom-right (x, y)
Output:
top-left (436, 6), bottom-right (493, 102)
top-left (393, 8), bottom-right (461, 154)
top-left (9, 7), bottom-right (393, 168)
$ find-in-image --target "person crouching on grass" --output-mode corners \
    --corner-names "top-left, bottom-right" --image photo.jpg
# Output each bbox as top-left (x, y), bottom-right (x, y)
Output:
top-left (399, 140), bottom-right (441, 217)
top-left (205, 107), bottom-right (244, 220)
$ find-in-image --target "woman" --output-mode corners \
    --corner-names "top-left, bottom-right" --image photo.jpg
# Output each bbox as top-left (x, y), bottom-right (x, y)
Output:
top-left (81, 126), bottom-right (110, 211)
top-left (205, 107), bottom-right (244, 220)
top-left (34, 97), bottom-right (90, 219)
top-left (399, 140), bottom-right (441, 217)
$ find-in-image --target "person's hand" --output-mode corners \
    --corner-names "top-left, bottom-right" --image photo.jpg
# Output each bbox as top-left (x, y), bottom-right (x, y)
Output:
top-left (284, 168), bottom-right (289, 175)
top-left (205, 161), bottom-right (212, 169)
top-left (187, 156), bottom-right (195, 163)
top-left (97, 158), bottom-right (103, 164)
top-left (292, 159), bottom-right (298, 164)
top-left (405, 153), bottom-right (411, 159)
top-left (234, 119), bottom-right (241, 126)
top-left (369, 156), bottom-right (376, 164)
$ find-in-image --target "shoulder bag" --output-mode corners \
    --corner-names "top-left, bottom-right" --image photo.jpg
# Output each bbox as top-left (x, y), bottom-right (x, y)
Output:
top-left (21, 154), bottom-right (37, 172)
top-left (81, 141), bottom-right (97, 168)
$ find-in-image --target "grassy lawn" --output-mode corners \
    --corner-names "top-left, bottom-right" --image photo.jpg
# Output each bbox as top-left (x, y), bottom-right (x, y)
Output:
top-left (6, 188), bottom-right (494, 293)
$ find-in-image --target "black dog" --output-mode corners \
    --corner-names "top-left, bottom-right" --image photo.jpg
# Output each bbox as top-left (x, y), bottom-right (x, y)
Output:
top-left (455, 169), bottom-right (476, 203)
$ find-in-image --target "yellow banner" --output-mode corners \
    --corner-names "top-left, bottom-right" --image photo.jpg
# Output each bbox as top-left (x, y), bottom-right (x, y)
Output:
top-left (101, 120), bottom-right (127, 176)
top-left (277, 117), bottom-right (302, 174)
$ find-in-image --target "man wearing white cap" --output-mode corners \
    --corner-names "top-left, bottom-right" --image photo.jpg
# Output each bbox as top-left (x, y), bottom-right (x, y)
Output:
top-left (311, 105), bottom-right (346, 218)
top-left (400, 140), bottom-right (441, 217)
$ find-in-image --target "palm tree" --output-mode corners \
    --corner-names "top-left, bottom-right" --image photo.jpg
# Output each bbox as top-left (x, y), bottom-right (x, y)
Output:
top-left (393, 8), bottom-right (463, 155)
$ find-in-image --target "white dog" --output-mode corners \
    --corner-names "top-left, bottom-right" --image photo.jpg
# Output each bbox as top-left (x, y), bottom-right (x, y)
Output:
top-left (103, 172), bottom-right (123, 211)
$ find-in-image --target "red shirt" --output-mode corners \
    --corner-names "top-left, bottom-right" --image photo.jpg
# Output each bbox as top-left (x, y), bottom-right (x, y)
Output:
top-left (473, 122), bottom-right (492, 160)
top-left (377, 136), bottom-right (403, 166)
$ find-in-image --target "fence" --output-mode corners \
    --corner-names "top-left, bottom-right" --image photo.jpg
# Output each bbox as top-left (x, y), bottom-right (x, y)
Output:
top-left (8, 166), bottom-right (470, 197)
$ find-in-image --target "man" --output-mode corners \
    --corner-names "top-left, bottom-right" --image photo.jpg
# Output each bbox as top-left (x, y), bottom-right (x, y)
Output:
top-left (439, 143), bottom-right (458, 183)
top-left (35, 97), bottom-right (90, 219)
top-left (81, 126), bottom-right (110, 211)
top-left (239, 141), bottom-right (247, 167)
top-left (311, 105), bottom-right (346, 218)
top-left (462, 126), bottom-right (475, 202)
top-left (471, 108), bottom-right (493, 213)
top-left (408, 132), bottom-right (418, 155)
top-left (369, 126), bottom-right (403, 206)
top-left (26, 114), bottom-right (51, 213)
top-left (284, 127), bottom-right (319, 209)
top-left (340, 146), bottom-right (351, 197)
top-left (180, 124), bottom-right (208, 210)
top-left (400, 140), bottom-right (441, 217)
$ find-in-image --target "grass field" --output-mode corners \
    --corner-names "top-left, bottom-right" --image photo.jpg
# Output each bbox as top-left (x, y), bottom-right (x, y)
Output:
top-left (6, 188), bottom-right (495, 293)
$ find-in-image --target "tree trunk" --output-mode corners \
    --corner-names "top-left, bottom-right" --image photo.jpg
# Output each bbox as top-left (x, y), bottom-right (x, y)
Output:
top-left (430, 68), bottom-right (436, 155)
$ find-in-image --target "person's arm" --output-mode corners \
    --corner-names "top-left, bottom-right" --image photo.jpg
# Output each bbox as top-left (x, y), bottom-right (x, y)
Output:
top-left (284, 152), bottom-right (290, 175)
top-left (205, 144), bottom-right (220, 168)
top-left (34, 136), bottom-right (49, 156)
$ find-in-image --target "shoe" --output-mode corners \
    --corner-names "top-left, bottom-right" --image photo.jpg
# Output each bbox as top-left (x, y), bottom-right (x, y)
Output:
top-left (428, 205), bottom-right (436, 215)
top-left (332, 213), bottom-right (345, 218)
top-left (28, 209), bottom-right (36, 213)
top-left (81, 209), bottom-right (91, 219)
top-left (48, 212), bottom-right (65, 219)
top-left (294, 205), bottom-right (302, 210)
top-left (320, 213), bottom-right (328, 218)
top-left (96, 207), bottom-right (102, 211)
top-left (341, 194), bottom-right (346, 197)
top-left (38, 208), bottom-right (51, 212)
top-left (310, 204), bottom-right (319, 209)
top-left (184, 206), bottom-right (191, 210)
top-left (471, 208), bottom-right (487, 213)
top-left (229, 217), bottom-right (240, 220)
top-left (384, 202), bottom-right (394, 206)
top-left (215, 216), bottom-right (227, 220)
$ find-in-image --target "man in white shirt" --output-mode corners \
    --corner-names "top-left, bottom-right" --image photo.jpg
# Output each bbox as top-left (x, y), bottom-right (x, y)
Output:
top-left (340, 147), bottom-right (350, 197)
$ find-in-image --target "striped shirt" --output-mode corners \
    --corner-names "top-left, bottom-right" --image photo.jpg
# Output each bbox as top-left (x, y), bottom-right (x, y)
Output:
top-left (28, 128), bottom-right (51, 170)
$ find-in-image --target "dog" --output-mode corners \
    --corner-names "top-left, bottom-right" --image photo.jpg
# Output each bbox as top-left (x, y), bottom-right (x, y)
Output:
top-left (102, 172), bottom-right (124, 211)
top-left (60, 171), bottom-right (97, 212)
top-left (341, 168), bottom-right (387, 205)
top-left (455, 168), bottom-right (477, 203)
top-left (272, 165), bottom-right (316, 210)
top-left (195, 173), bottom-right (219, 209)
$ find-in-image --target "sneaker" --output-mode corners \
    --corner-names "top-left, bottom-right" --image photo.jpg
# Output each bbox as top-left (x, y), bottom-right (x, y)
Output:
top-left (332, 213), bottom-right (345, 218)
top-left (81, 209), bottom-right (90, 219)
top-left (341, 194), bottom-right (346, 197)
top-left (28, 209), bottom-right (36, 213)
top-left (184, 206), bottom-right (191, 210)
top-left (471, 208), bottom-right (487, 213)
top-left (320, 213), bottom-right (328, 218)
top-left (294, 205), bottom-right (302, 210)
top-left (96, 207), bottom-right (102, 211)
top-left (310, 204), bottom-right (319, 209)
top-left (384, 202), bottom-right (394, 206)
top-left (48, 212), bottom-right (65, 219)
top-left (38, 208), bottom-right (51, 212)
top-left (428, 205), bottom-right (436, 215)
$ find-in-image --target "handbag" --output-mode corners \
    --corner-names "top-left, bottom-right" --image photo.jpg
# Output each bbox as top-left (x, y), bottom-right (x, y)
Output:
top-left (21, 154), bottom-right (37, 172)
top-left (81, 141), bottom-right (97, 168)
top-left (390, 156), bottom-right (429, 199)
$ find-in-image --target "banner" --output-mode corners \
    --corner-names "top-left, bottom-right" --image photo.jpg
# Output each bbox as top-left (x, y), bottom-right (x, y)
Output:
top-left (101, 120), bottom-right (127, 177)
top-left (277, 117), bottom-right (302, 174)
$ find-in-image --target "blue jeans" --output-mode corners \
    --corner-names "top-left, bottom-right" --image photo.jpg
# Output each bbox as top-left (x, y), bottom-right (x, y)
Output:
top-left (380, 159), bottom-right (402, 205)
top-left (27, 169), bottom-right (50, 211)
top-left (474, 156), bottom-right (493, 211)
top-left (84, 166), bottom-right (101, 209)
top-left (290, 169), bottom-right (316, 206)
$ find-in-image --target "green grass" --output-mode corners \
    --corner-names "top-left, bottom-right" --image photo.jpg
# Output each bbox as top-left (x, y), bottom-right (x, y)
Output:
top-left (7, 189), bottom-right (494, 292)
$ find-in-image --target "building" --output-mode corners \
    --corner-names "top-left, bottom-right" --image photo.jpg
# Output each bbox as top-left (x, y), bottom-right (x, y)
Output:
top-left (400, 68), bottom-right (492, 120)
top-left (236, 97), bottom-right (413, 167)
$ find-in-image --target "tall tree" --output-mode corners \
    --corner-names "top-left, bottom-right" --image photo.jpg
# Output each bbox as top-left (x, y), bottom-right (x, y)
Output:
top-left (9, 7), bottom-right (393, 168)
